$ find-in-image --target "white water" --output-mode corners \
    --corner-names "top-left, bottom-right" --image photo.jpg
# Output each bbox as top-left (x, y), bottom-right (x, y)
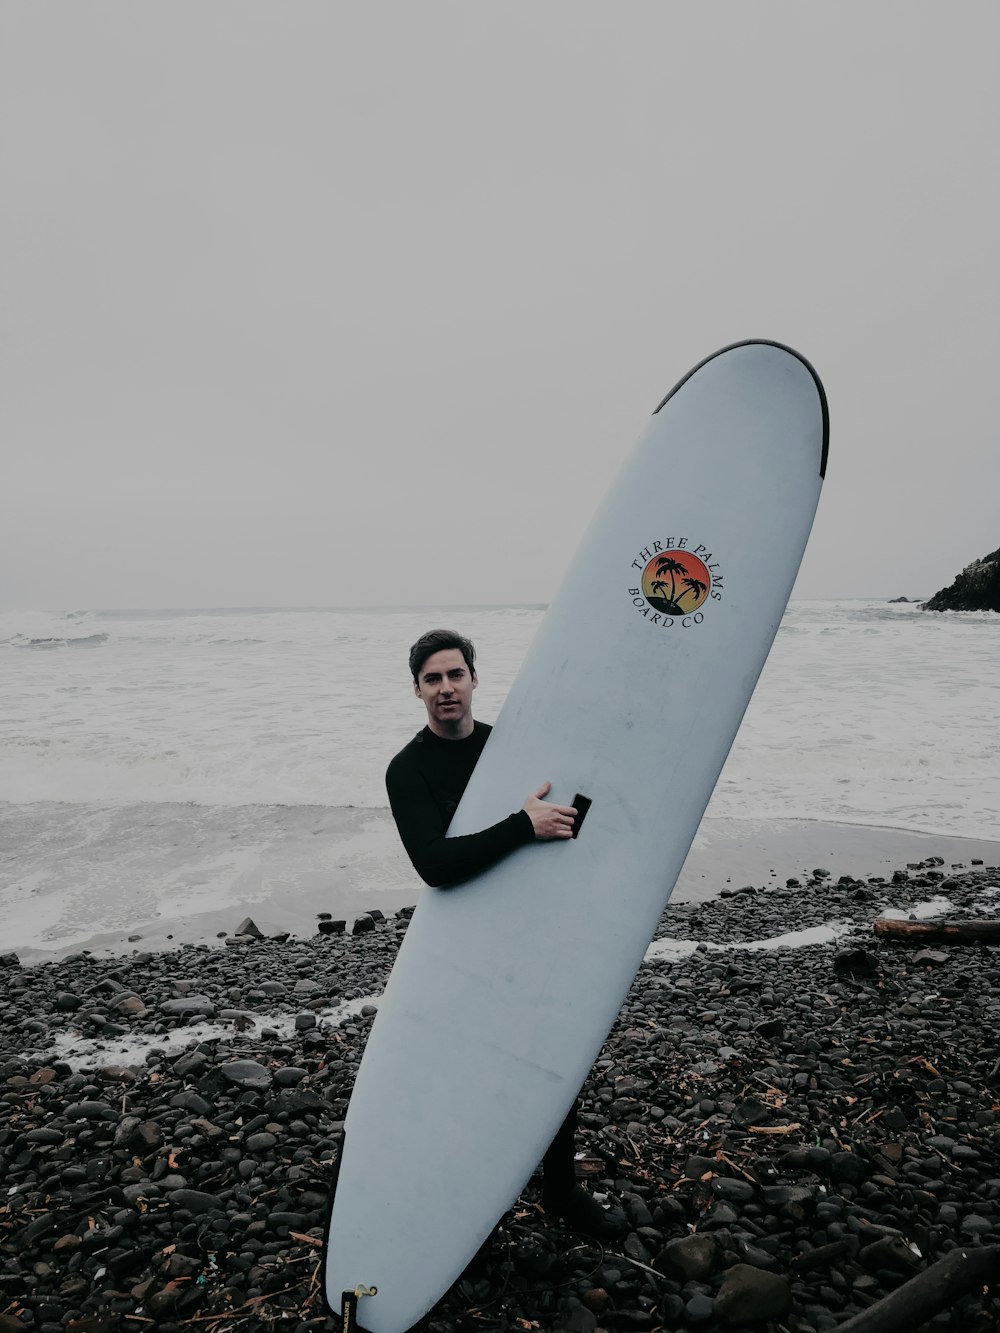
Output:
top-left (644, 895), bottom-right (957, 965)
top-left (44, 995), bottom-right (379, 1071)
top-left (2, 600), bottom-right (998, 952)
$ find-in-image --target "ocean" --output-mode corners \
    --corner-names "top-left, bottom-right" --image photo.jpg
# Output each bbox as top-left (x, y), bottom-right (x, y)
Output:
top-left (2, 601), bottom-right (998, 957)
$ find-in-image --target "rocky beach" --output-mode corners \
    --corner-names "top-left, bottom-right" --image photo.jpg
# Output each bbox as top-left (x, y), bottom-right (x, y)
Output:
top-left (4, 857), bottom-right (1000, 1333)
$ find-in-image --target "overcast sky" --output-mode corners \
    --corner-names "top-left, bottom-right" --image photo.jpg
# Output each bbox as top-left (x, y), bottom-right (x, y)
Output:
top-left (3, 2), bottom-right (997, 609)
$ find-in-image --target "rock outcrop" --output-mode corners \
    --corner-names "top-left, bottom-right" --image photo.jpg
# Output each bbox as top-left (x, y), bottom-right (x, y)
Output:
top-left (923, 545), bottom-right (1000, 612)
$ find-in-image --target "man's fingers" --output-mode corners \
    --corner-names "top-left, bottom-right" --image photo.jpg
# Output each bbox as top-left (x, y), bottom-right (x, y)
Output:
top-left (523, 784), bottom-right (581, 840)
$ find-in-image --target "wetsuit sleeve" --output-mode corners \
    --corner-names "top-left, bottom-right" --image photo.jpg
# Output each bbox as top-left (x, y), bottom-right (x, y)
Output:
top-left (386, 757), bottom-right (534, 888)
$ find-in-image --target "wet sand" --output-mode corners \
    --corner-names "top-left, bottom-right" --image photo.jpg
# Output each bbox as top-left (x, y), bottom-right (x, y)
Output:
top-left (674, 816), bottom-right (1000, 901)
top-left (9, 810), bottom-right (1000, 964)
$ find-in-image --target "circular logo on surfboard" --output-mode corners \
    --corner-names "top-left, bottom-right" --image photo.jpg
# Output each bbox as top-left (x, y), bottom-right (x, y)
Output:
top-left (641, 550), bottom-right (710, 615)
top-left (627, 540), bottom-right (723, 628)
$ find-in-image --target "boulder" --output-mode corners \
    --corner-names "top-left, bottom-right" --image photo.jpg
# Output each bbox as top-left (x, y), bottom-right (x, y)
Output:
top-left (220, 1059), bottom-right (272, 1091)
top-left (714, 1264), bottom-right (791, 1323)
top-left (655, 1233), bottom-right (722, 1280)
top-left (924, 545), bottom-right (1000, 612)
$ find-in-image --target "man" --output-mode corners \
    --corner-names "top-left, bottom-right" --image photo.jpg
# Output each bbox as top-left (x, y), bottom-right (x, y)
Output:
top-left (386, 627), bottom-right (626, 1239)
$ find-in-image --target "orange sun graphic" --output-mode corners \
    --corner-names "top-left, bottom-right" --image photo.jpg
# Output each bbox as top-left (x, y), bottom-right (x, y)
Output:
top-left (641, 550), bottom-right (711, 615)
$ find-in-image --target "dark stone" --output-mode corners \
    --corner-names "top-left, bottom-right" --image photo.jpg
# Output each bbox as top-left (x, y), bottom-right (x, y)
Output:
top-left (685, 1293), bottom-right (715, 1323)
top-left (703, 1201), bottom-right (739, 1229)
top-left (274, 1066), bottom-right (307, 1087)
top-left (559, 1306), bottom-right (600, 1331)
top-left (170, 1090), bottom-right (212, 1116)
top-left (830, 1151), bottom-right (870, 1186)
top-left (245, 1131), bottom-right (278, 1153)
top-left (19, 1212), bottom-right (58, 1246)
top-left (318, 919), bottom-right (346, 935)
top-left (131, 1120), bottom-right (164, 1150)
top-left (220, 1060), bottom-right (271, 1091)
top-left (352, 914), bottom-right (376, 935)
top-left (714, 1264), bottom-right (792, 1323)
top-left (172, 1050), bottom-right (210, 1076)
top-left (655, 1234), bottom-right (720, 1280)
top-left (64, 1100), bottom-right (116, 1121)
top-left (762, 1184), bottom-right (816, 1209)
top-left (732, 1097), bottom-right (772, 1129)
top-left (25, 1127), bottom-right (64, 1144)
top-left (859, 1235), bottom-right (922, 1273)
top-left (790, 1239), bottom-right (850, 1271)
top-left (170, 1188), bottom-right (221, 1214)
top-left (754, 1018), bottom-right (784, 1041)
top-left (163, 1252), bottom-right (202, 1278)
top-left (833, 948), bottom-right (879, 978)
top-left (711, 1177), bottom-right (755, 1203)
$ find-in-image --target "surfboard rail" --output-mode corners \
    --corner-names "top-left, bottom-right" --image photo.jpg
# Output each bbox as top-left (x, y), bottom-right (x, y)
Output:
top-left (653, 338), bottom-right (830, 478)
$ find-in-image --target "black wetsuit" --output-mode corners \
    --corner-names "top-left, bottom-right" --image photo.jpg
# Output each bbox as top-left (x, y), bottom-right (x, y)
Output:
top-left (385, 722), bottom-right (533, 887)
top-left (386, 720), bottom-right (577, 1198)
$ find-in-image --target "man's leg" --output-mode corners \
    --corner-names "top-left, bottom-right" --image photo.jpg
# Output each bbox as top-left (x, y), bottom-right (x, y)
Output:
top-left (541, 1103), bottom-right (578, 1200)
top-left (540, 1101), bottom-right (626, 1239)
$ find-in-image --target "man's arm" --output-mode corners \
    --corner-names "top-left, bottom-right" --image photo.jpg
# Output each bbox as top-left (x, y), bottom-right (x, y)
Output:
top-left (386, 761), bottom-right (574, 888)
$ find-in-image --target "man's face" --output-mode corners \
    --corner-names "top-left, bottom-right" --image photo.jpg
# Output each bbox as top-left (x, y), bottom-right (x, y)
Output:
top-left (414, 648), bottom-right (477, 736)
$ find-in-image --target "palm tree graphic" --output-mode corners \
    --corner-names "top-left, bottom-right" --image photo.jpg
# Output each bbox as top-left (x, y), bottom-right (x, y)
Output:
top-left (650, 556), bottom-right (686, 606)
top-left (679, 575), bottom-right (707, 608)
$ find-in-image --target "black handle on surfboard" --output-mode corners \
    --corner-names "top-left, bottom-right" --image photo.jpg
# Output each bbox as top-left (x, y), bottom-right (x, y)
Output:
top-left (571, 794), bottom-right (592, 839)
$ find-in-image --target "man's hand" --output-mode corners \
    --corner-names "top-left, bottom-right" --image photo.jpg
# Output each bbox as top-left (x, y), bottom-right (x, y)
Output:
top-left (522, 782), bottom-right (577, 840)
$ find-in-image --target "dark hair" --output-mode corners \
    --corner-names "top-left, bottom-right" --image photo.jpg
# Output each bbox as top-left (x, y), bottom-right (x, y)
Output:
top-left (409, 629), bottom-right (476, 682)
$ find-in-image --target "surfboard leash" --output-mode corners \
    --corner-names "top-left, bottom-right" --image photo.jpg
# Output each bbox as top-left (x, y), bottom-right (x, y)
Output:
top-left (341, 1284), bottom-right (377, 1333)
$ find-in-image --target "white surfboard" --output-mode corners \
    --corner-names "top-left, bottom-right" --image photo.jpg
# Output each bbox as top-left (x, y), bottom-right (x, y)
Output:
top-left (324, 341), bottom-right (828, 1332)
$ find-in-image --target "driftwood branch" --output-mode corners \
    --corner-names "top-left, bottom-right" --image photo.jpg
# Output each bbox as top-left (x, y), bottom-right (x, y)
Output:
top-left (873, 918), bottom-right (1000, 945)
top-left (834, 1244), bottom-right (1000, 1333)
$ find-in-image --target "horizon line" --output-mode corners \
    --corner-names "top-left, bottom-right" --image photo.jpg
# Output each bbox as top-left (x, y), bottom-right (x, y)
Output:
top-left (1, 595), bottom-right (929, 616)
